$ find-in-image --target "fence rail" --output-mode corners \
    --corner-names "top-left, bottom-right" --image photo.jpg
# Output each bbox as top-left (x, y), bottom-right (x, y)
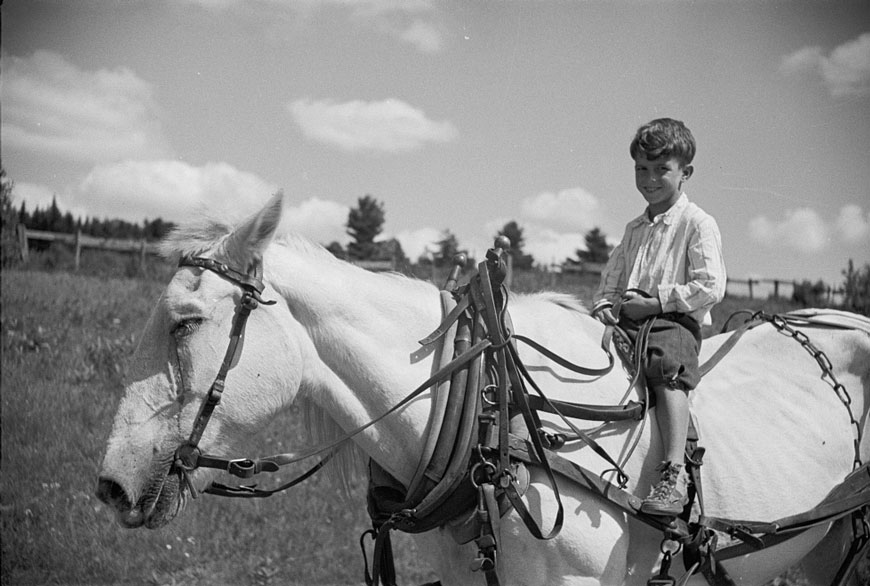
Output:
top-left (726, 277), bottom-right (845, 303)
top-left (15, 226), bottom-right (399, 273)
top-left (16, 225), bottom-right (161, 271)
top-left (14, 227), bottom-right (846, 302)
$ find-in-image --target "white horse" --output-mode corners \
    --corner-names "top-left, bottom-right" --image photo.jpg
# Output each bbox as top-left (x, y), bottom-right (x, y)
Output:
top-left (97, 192), bottom-right (870, 585)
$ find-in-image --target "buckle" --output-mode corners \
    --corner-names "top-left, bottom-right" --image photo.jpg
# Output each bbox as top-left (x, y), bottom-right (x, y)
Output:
top-left (174, 443), bottom-right (201, 471)
top-left (227, 458), bottom-right (258, 479)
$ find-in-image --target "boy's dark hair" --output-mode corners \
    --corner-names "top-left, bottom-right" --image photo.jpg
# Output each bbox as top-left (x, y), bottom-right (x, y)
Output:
top-left (630, 118), bottom-right (696, 167)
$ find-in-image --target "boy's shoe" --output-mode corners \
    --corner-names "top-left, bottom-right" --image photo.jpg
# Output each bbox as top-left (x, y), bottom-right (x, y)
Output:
top-left (640, 461), bottom-right (688, 516)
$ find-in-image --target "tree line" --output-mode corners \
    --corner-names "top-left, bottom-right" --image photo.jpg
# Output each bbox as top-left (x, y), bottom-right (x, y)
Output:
top-left (330, 194), bottom-right (611, 270)
top-left (13, 195), bottom-right (175, 242)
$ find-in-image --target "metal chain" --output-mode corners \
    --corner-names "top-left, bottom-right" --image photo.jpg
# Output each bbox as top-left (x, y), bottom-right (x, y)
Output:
top-left (755, 311), bottom-right (863, 469)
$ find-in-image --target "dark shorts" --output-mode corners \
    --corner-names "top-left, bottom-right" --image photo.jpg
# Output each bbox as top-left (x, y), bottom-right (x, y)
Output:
top-left (619, 313), bottom-right (702, 391)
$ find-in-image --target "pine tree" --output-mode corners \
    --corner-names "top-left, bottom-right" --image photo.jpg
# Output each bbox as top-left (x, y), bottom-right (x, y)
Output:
top-left (1, 165), bottom-right (21, 266)
top-left (574, 227), bottom-right (612, 264)
top-left (434, 229), bottom-right (460, 267)
top-left (496, 221), bottom-right (534, 270)
top-left (346, 195), bottom-right (385, 260)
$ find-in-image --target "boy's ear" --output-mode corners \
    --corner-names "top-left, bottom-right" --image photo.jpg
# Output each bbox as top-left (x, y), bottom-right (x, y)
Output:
top-left (682, 165), bottom-right (694, 181)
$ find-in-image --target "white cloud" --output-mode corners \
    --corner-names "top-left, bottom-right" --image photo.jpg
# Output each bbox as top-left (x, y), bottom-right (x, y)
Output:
top-left (280, 197), bottom-right (349, 245)
top-left (76, 160), bottom-right (277, 222)
top-left (11, 181), bottom-right (72, 214)
top-left (522, 227), bottom-right (585, 267)
top-left (749, 205), bottom-right (870, 253)
top-left (781, 33), bottom-right (870, 97)
top-left (400, 19), bottom-right (443, 53)
top-left (288, 98), bottom-right (458, 152)
top-left (836, 204), bottom-right (870, 244)
top-left (748, 207), bottom-right (830, 253)
top-left (520, 188), bottom-right (603, 234)
top-left (392, 226), bottom-right (443, 261)
top-left (14, 160), bottom-right (351, 246)
top-left (0, 50), bottom-right (170, 164)
top-left (780, 46), bottom-right (824, 76)
top-left (183, 0), bottom-right (444, 53)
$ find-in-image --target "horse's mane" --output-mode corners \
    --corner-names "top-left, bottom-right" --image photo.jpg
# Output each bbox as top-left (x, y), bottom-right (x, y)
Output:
top-left (300, 399), bottom-right (367, 498)
top-left (519, 291), bottom-right (589, 314)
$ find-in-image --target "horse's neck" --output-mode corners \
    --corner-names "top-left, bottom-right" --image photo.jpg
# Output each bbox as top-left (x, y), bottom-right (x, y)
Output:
top-left (266, 240), bottom-right (441, 484)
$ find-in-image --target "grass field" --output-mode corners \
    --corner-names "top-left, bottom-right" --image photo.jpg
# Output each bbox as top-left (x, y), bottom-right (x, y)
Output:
top-left (0, 264), bottom-right (863, 585)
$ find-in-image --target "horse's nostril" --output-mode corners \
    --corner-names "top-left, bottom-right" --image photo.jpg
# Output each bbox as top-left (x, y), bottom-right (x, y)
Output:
top-left (96, 476), bottom-right (130, 508)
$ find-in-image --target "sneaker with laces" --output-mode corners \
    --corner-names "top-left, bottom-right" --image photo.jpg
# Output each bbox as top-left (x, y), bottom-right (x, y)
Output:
top-left (640, 461), bottom-right (689, 516)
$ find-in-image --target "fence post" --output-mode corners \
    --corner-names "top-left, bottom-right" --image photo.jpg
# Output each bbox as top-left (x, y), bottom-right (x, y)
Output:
top-left (747, 278), bottom-right (754, 299)
top-left (75, 230), bottom-right (82, 271)
top-left (139, 240), bottom-right (147, 273)
top-left (16, 224), bottom-right (29, 263)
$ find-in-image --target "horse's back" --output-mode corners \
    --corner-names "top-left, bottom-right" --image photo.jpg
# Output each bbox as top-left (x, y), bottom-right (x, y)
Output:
top-left (693, 311), bottom-right (870, 520)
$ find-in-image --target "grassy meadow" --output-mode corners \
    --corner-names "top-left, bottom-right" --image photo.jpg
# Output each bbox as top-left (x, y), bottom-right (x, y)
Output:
top-left (0, 259), bottom-right (861, 585)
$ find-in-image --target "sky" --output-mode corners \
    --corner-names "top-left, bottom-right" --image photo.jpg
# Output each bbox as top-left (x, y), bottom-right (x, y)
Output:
top-left (2, 0), bottom-right (869, 287)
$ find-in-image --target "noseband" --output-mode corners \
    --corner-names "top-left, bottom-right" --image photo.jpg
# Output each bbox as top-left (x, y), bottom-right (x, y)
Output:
top-left (172, 256), bottom-right (278, 485)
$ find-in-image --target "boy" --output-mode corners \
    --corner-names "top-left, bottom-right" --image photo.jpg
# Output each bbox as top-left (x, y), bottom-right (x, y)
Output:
top-left (592, 118), bottom-right (726, 516)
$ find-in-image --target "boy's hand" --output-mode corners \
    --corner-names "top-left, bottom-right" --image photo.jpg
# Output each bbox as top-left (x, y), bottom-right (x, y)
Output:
top-left (594, 306), bottom-right (619, 326)
top-left (619, 291), bottom-right (662, 321)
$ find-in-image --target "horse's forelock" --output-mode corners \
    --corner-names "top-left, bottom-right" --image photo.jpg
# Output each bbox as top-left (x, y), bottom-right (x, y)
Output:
top-left (159, 216), bottom-right (235, 263)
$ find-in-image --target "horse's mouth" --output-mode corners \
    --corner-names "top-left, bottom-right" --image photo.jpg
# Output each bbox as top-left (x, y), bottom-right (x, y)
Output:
top-left (96, 466), bottom-right (189, 529)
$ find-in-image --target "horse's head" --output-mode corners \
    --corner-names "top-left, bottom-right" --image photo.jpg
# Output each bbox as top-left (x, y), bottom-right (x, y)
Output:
top-left (96, 193), bottom-right (307, 528)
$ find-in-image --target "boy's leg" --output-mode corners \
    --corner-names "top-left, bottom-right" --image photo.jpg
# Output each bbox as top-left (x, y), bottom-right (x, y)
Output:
top-left (639, 315), bottom-right (700, 516)
top-left (640, 384), bottom-right (691, 516)
top-left (655, 385), bottom-right (690, 466)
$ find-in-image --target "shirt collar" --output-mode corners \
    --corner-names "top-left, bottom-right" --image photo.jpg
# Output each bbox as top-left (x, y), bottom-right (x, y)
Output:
top-left (629, 193), bottom-right (689, 227)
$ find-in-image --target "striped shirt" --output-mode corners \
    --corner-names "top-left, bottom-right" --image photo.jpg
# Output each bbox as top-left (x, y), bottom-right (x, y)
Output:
top-left (592, 193), bottom-right (726, 326)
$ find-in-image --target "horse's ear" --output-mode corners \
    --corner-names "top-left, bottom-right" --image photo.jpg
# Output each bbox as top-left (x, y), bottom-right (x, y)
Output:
top-left (224, 190), bottom-right (285, 266)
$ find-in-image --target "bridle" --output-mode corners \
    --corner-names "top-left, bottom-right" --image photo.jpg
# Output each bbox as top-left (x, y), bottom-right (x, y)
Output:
top-left (168, 255), bottom-right (406, 499)
top-left (171, 256), bottom-right (283, 491)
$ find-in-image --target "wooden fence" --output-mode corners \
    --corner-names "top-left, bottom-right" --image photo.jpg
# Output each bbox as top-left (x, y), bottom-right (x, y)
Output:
top-left (15, 226), bottom-right (399, 273)
top-left (13, 226), bottom-right (845, 301)
top-left (16, 225), bottom-right (161, 271)
top-left (726, 277), bottom-right (844, 303)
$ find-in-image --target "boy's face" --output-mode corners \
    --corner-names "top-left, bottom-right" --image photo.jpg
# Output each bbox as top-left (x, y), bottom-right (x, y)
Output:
top-left (633, 154), bottom-right (693, 215)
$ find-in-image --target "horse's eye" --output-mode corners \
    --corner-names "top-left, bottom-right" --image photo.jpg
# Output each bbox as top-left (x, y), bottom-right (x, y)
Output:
top-left (172, 318), bottom-right (202, 338)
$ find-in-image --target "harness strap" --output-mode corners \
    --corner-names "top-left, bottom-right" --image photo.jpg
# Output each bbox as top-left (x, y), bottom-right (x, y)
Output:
top-left (697, 463), bottom-right (870, 565)
top-left (832, 509), bottom-right (870, 586)
top-left (511, 345), bottom-right (632, 488)
top-left (525, 396), bottom-right (644, 422)
top-left (512, 333), bottom-right (614, 377)
top-left (417, 294), bottom-right (471, 346)
top-left (406, 291), bottom-right (462, 500)
top-left (203, 452), bottom-right (334, 498)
